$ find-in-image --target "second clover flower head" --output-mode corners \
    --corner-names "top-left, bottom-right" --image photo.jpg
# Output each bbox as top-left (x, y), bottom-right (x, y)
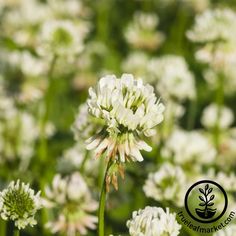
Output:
top-left (86, 74), bottom-right (165, 163)
top-left (0, 180), bottom-right (41, 230)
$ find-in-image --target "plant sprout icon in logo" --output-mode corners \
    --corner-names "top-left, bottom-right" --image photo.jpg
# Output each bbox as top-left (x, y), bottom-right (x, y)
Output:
top-left (196, 184), bottom-right (216, 219)
top-left (185, 180), bottom-right (228, 223)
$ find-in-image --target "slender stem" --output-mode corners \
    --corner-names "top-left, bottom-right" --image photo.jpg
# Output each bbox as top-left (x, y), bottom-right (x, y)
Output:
top-left (0, 219), bottom-right (6, 236)
top-left (13, 228), bottom-right (19, 236)
top-left (98, 160), bottom-right (111, 236)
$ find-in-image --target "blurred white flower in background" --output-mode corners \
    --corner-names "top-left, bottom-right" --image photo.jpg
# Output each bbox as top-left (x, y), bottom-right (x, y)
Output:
top-left (44, 172), bottom-right (98, 236)
top-left (0, 180), bottom-right (41, 229)
top-left (125, 12), bottom-right (165, 50)
top-left (0, 108), bottom-right (39, 169)
top-left (5, 50), bottom-right (47, 77)
top-left (2, 0), bottom-right (51, 47)
top-left (187, 8), bottom-right (236, 68)
top-left (143, 163), bottom-right (186, 206)
top-left (148, 55), bottom-right (196, 101)
top-left (38, 19), bottom-right (88, 57)
top-left (45, 173), bottom-right (98, 235)
top-left (162, 129), bottom-right (216, 170)
top-left (127, 206), bottom-right (181, 236)
top-left (201, 103), bottom-right (234, 130)
top-left (86, 73), bottom-right (165, 163)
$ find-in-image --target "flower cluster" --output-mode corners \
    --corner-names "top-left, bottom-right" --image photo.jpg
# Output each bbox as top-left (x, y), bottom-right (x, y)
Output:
top-left (201, 103), bottom-right (234, 130)
top-left (143, 163), bottom-right (186, 206)
top-left (44, 172), bottom-right (98, 236)
top-left (0, 108), bottom-right (39, 169)
top-left (187, 9), bottom-right (236, 68)
top-left (38, 19), bottom-right (88, 57)
top-left (124, 12), bottom-right (165, 50)
top-left (0, 180), bottom-right (41, 229)
top-left (86, 74), bottom-right (165, 163)
top-left (148, 55), bottom-right (196, 101)
top-left (162, 129), bottom-right (216, 170)
top-left (126, 206), bottom-right (181, 236)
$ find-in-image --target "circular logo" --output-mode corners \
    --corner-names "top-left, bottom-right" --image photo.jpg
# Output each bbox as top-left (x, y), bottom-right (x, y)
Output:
top-left (184, 180), bottom-right (228, 223)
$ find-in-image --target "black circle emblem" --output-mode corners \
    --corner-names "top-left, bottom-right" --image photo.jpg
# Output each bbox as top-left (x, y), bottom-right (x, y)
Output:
top-left (184, 180), bottom-right (228, 223)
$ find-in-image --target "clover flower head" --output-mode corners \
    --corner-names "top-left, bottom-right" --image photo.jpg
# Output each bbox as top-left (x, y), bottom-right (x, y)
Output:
top-left (162, 129), bottom-right (216, 168)
top-left (148, 55), bottom-right (195, 101)
top-left (125, 12), bottom-right (165, 50)
top-left (0, 180), bottom-right (41, 229)
top-left (187, 8), bottom-right (236, 43)
top-left (38, 20), bottom-right (88, 57)
top-left (86, 74), bottom-right (165, 163)
top-left (127, 206), bottom-right (181, 236)
top-left (0, 109), bottom-right (39, 169)
top-left (187, 9), bottom-right (236, 68)
top-left (143, 163), bottom-right (186, 206)
top-left (45, 173), bottom-right (98, 236)
top-left (201, 103), bottom-right (234, 130)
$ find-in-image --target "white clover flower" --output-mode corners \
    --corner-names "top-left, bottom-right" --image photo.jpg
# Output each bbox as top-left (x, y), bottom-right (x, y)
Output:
top-left (201, 103), bottom-right (234, 129)
top-left (213, 224), bottom-right (236, 236)
top-left (187, 9), bottom-right (236, 43)
top-left (187, 9), bottom-right (236, 68)
top-left (4, 0), bottom-right (51, 27)
top-left (45, 173), bottom-right (98, 236)
top-left (86, 74), bottom-right (165, 163)
top-left (148, 55), bottom-right (196, 101)
top-left (127, 206), bottom-right (181, 236)
top-left (125, 12), bottom-right (165, 50)
top-left (0, 109), bottom-right (39, 169)
top-left (162, 129), bottom-right (216, 168)
top-left (143, 163), bottom-right (186, 206)
top-left (0, 180), bottom-right (41, 229)
top-left (38, 20), bottom-right (88, 57)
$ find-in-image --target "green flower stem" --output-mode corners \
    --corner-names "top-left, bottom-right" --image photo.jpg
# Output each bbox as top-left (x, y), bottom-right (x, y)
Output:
top-left (0, 219), bottom-right (6, 236)
top-left (98, 160), bottom-right (112, 236)
top-left (13, 228), bottom-right (20, 236)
